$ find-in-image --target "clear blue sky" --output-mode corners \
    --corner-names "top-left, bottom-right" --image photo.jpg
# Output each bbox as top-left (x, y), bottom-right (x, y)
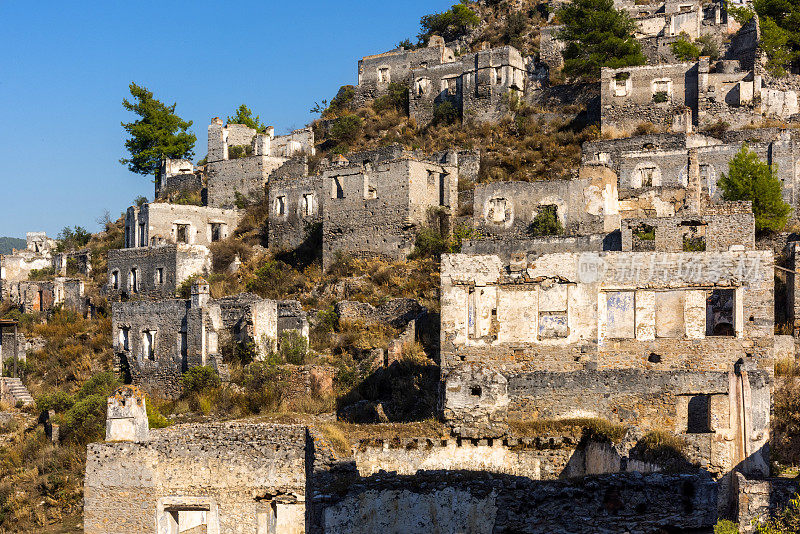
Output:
top-left (0, 0), bottom-right (454, 239)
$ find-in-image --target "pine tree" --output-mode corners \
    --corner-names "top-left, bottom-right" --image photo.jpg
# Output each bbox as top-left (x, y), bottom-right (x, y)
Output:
top-left (718, 144), bottom-right (791, 232)
top-left (120, 83), bottom-right (196, 179)
top-left (226, 104), bottom-right (267, 133)
top-left (557, 0), bottom-right (646, 80)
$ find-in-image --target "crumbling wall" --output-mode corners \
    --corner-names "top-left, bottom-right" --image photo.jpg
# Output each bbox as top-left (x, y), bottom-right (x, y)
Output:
top-left (84, 423), bottom-right (307, 534)
top-left (107, 244), bottom-right (211, 301)
top-left (322, 158), bottom-right (457, 268)
top-left (268, 175), bottom-right (324, 250)
top-left (125, 203), bottom-right (243, 248)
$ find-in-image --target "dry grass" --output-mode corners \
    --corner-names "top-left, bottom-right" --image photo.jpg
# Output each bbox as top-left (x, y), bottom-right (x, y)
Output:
top-left (508, 417), bottom-right (628, 442)
top-left (637, 430), bottom-right (687, 461)
top-left (776, 358), bottom-right (800, 377)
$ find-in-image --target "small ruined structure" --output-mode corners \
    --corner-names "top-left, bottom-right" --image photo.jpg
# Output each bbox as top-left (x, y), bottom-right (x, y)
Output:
top-left (268, 175), bottom-right (324, 251)
top-left (112, 279), bottom-right (280, 397)
top-left (357, 37), bottom-right (527, 125)
top-left (206, 118), bottom-right (314, 209)
top-left (156, 157), bottom-right (203, 202)
top-left (107, 243), bottom-right (210, 301)
top-left (321, 153), bottom-right (458, 268)
top-left (124, 202), bottom-right (243, 248)
top-left (8, 277), bottom-right (86, 314)
top-left (0, 232), bottom-right (56, 300)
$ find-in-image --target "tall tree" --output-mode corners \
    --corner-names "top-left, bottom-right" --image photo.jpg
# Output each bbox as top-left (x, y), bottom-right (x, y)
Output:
top-left (226, 104), bottom-right (267, 133)
top-left (718, 144), bottom-right (791, 232)
top-left (557, 0), bottom-right (646, 80)
top-left (120, 83), bottom-right (196, 179)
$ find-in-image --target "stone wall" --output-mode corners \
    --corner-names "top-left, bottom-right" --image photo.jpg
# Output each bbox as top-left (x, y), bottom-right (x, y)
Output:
top-left (322, 158), bottom-right (458, 268)
top-left (84, 423), bottom-right (307, 534)
top-left (268, 175), bottom-right (324, 250)
top-left (621, 208), bottom-right (755, 252)
top-left (107, 244), bottom-right (211, 301)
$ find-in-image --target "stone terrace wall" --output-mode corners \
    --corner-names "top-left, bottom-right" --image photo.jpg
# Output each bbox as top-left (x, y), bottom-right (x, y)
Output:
top-left (84, 423), bottom-right (307, 534)
top-left (318, 471), bottom-right (718, 534)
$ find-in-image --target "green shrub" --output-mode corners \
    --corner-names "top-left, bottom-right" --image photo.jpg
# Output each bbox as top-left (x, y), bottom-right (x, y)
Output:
top-left (696, 35), bottom-right (720, 60)
top-left (146, 400), bottom-right (171, 429)
top-left (61, 394), bottom-right (107, 444)
top-left (176, 274), bottom-right (200, 299)
top-left (714, 519), bottom-right (739, 534)
top-left (419, 3), bottom-right (480, 42)
top-left (328, 85), bottom-right (356, 113)
top-left (28, 267), bottom-right (55, 281)
top-left (670, 36), bottom-right (701, 61)
top-left (410, 228), bottom-right (449, 259)
top-left (330, 114), bottom-right (363, 146)
top-left (432, 101), bottom-right (459, 126)
top-left (181, 366), bottom-right (221, 394)
top-left (652, 91), bottom-right (669, 103)
top-left (36, 390), bottom-right (75, 414)
top-left (373, 83), bottom-right (410, 114)
top-left (633, 224), bottom-right (655, 241)
top-left (683, 235), bottom-right (706, 251)
top-left (528, 205), bottom-right (564, 236)
top-left (755, 493), bottom-right (800, 533)
top-left (280, 331), bottom-right (309, 365)
top-left (78, 371), bottom-right (120, 398)
top-left (227, 144), bottom-right (253, 160)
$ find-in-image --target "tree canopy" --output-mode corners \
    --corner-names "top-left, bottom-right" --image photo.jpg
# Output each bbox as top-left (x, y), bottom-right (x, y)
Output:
top-left (730, 0), bottom-right (800, 76)
top-left (556, 0), bottom-right (646, 80)
top-left (226, 104), bottom-right (268, 133)
top-left (418, 2), bottom-right (480, 43)
top-left (120, 83), bottom-right (196, 178)
top-left (718, 144), bottom-right (791, 232)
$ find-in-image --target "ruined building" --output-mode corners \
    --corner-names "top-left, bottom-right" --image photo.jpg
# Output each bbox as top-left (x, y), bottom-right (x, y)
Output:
top-left (124, 202), bottom-right (242, 248)
top-left (321, 152), bottom-right (458, 268)
top-left (112, 279), bottom-right (279, 397)
top-left (356, 37), bottom-right (527, 125)
top-left (0, 232), bottom-right (55, 300)
top-left (206, 119), bottom-right (314, 209)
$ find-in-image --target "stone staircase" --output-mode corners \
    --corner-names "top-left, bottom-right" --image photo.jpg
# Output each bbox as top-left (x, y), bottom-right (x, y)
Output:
top-left (0, 378), bottom-right (34, 407)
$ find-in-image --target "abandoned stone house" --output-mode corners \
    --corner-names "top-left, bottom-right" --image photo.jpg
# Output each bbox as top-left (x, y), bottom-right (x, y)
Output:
top-left (268, 174), bottom-right (324, 251)
top-left (124, 202), bottom-right (242, 248)
top-left (156, 157), bottom-right (204, 202)
top-left (321, 154), bottom-right (458, 268)
top-left (206, 119), bottom-right (315, 209)
top-left (600, 17), bottom-right (799, 135)
top-left (541, 0), bottom-right (731, 68)
top-left (6, 278), bottom-right (87, 315)
top-left (0, 232), bottom-right (55, 300)
top-left (111, 279), bottom-right (280, 397)
top-left (356, 37), bottom-right (527, 125)
top-left (582, 128), bottom-right (800, 215)
top-left (106, 243), bottom-right (211, 301)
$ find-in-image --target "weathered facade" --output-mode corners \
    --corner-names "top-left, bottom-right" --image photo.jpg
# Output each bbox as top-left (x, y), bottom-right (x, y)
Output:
top-left (206, 119), bottom-right (314, 209)
top-left (439, 250), bottom-right (773, 488)
top-left (124, 202), bottom-right (243, 248)
top-left (111, 281), bottom-right (278, 397)
top-left (268, 175), bottom-right (324, 250)
top-left (0, 232), bottom-right (56, 300)
top-left (322, 156), bottom-right (458, 268)
top-left (107, 243), bottom-right (211, 301)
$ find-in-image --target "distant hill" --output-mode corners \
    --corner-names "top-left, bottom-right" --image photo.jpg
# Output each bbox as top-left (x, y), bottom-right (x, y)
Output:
top-left (0, 237), bottom-right (26, 255)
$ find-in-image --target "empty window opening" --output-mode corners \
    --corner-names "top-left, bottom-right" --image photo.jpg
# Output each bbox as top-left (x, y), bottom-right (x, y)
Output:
top-left (631, 223), bottom-right (655, 251)
top-left (648, 352), bottom-right (662, 363)
top-left (302, 193), bottom-right (315, 216)
top-left (470, 386), bottom-right (482, 397)
top-left (639, 166), bottom-right (657, 187)
top-left (614, 72), bottom-right (630, 96)
top-left (682, 223), bottom-right (707, 251)
top-left (529, 205), bottom-right (562, 237)
top-left (210, 223), bottom-right (223, 242)
top-left (155, 267), bottom-right (164, 285)
top-left (467, 286), bottom-right (476, 339)
top-left (119, 327), bottom-right (130, 351)
top-left (179, 331), bottom-right (188, 364)
top-left (275, 196), bottom-right (286, 216)
top-left (687, 395), bottom-right (712, 433)
top-left (176, 224), bottom-right (189, 244)
top-left (439, 173), bottom-right (448, 206)
top-left (377, 67), bottom-right (390, 84)
top-left (332, 177), bottom-right (344, 199)
top-left (162, 506), bottom-right (209, 534)
top-left (111, 270), bottom-right (120, 290)
top-left (130, 268), bottom-right (138, 293)
top-left (142, 331), bottom-right (156, 360)
top-left (138, 223), bottom-right (146, 247)
top-left (539, 312), bottom-right (569, 339)
top-left (706, 289), bottom-right (735, 336)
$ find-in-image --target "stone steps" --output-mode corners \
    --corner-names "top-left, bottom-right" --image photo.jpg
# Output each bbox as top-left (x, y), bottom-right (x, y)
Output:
top-left (2, 378), bottom-right (34, 406)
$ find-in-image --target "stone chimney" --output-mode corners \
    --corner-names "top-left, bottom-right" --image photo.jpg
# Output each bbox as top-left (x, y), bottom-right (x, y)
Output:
top-left (191, 278), bottom-right (210, 308)
top-left (105, 386), bottom-right (149, 442)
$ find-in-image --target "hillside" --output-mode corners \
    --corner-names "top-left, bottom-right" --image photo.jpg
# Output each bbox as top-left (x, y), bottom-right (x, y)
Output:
top-left (0, 237), bottom-right (25, 255)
